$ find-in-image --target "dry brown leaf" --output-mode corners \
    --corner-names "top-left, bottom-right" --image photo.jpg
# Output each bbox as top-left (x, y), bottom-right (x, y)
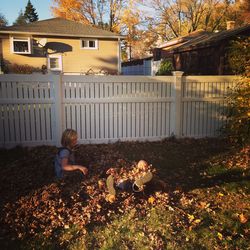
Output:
top-left (217, 232), bottom-right (223, 240)
top-left (188, 214), bottom-right (195, 223)
top-left (199, 201), bottom-right (210, 209)
top-left (148, 196), bottom-right (155, 204)
top-left (105, 194), bottom-right (116, 203)
top-left (239, 213), bottom-right (248, 224)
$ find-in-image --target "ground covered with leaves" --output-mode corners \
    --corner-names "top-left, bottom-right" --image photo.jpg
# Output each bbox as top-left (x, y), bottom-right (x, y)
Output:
top-left (0, 138), bottom-right (249, 249)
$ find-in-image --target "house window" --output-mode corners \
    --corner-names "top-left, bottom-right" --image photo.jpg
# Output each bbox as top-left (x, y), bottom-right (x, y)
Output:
top-left (81, 39), bottom-right (98, 49)
top-left (11, 37), bottom-right (31, 54)
top-left (48, 55), bottom-right (62, 71)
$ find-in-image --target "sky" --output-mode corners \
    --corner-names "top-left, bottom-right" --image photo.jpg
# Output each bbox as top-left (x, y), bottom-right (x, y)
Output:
top-left (1, 0), bottom-right (53, 25)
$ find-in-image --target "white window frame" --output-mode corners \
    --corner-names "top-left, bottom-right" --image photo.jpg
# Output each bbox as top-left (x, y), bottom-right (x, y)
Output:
top-left (80, 39), bottom-right (98, 50)
top-left (11, 37), bottom-right (31, 54)
top-left (47, 55), bottom-right (62, 71)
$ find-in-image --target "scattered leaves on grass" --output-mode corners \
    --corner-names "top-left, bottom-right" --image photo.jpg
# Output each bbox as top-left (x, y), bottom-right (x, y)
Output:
top-left (0, 139), bottom-right (249, 249)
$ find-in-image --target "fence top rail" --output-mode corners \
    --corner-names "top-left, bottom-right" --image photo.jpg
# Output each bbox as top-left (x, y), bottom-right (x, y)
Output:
top-left (184, 75), bottom-right (240, 82)
top-left (0, 74), bottom-right (52, 82)
top-left (62, 75), bottom-right (174, 83)
top-left (0, 74), bottom-right (239, 85)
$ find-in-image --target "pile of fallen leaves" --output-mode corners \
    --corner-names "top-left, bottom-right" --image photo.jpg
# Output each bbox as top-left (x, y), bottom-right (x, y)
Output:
top-left (2, 146), bottom-right (168, 247)
top-left (0, 139), bottom-right (249, 249)
top-left (1, 149), bottom-right (169, 247)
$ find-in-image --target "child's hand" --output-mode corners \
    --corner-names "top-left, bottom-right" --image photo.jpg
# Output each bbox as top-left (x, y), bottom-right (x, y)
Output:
top-left (98, 180), bottom-right (105, 189)
top-left (106, 168), bottom-right (118, 176)
top-left (80, 166), bottom-right (88, 175)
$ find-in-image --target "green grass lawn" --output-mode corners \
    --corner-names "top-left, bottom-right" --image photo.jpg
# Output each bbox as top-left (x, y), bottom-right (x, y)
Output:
top-left (0, 138), bottom-right (249, 249)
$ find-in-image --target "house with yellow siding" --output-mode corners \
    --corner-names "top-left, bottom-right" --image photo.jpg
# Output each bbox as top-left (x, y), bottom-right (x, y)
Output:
top-left (0, 18), bottom-right (123, 74)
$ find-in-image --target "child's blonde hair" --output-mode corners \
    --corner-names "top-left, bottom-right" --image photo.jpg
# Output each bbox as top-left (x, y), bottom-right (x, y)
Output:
top-left (61, 129), bottom-right (78, 148)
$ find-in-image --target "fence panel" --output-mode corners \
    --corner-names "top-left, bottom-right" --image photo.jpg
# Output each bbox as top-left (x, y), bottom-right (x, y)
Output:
top-left (62, 76), bottom-right (174, 143)
top-left (0, 74), bottom-right (238, 147)
top-left (0, 74), bottom-right (55, 147)
top-left (181, 76), bottom-right (236, 137)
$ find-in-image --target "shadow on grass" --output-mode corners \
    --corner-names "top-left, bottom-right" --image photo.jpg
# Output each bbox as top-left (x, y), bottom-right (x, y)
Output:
top-left (182, 168), bottom-right (250, 192)
top-left (0, 146), bottom-right (57, 208)
top-left (113, 138), bottom-right (249, 192)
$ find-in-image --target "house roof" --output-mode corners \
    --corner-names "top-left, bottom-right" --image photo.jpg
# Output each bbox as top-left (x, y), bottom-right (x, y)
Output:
top-left (158, 30), bottom-right (212, 49)
top-left (0, 18), bottom-right (123, 39)
top-left (158, 24), bottom-right (250, 53)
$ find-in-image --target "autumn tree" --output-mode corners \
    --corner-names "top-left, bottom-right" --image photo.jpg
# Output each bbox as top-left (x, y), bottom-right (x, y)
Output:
top-left (24, 0), bottom-right (39, 22)
top-left (144, 0), bottom-right (249, 40)
top-left (231, 0), bottom-right (250, 24)
top-left (133, 29), bottom-right (159, 59)
top-left (51, 0), bottom-right (88, 24)
top-left (0, 13), bottom-right (8, 26)
top-left (13, 10), bottom-right (27, 25)
top-left (51, 0), bottom-right (146, 59)
top-left (119, 1), bottom-right (142, 60)
top-left (51, 0), bottom-right (127, 32)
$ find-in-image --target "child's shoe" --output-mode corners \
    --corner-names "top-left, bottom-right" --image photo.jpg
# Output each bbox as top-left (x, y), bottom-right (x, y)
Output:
top-left (133, 172), bottom-right (153, 192)
top-left (106, 175), bottom-right (116, 196)
top-left (117, 179), bottom-right (133, 192)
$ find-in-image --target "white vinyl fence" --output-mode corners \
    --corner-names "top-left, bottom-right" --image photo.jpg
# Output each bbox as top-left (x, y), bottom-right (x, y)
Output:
top-left (0, 72), bottom-right (237, 148)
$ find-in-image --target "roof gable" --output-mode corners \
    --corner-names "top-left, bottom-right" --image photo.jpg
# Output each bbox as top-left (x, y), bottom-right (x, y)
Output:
top-left (0, 18), bottom-right (122, 39)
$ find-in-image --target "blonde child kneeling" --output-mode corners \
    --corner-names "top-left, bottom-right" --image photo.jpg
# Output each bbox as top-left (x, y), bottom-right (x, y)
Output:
top-left (54, 129), bottom-right (88, 179)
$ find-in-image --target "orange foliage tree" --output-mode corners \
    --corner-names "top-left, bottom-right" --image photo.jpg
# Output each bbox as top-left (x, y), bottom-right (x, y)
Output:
top-left (144, 0), bottom-right (250, 40)
top-left (51, 0), bottom-right (146, 60)
top-left (119, 1), bottom-right (141, 60)
top-left (51, 0), bottom-right (89, 24)
top-left (51, 0), bottom-right (129, 32)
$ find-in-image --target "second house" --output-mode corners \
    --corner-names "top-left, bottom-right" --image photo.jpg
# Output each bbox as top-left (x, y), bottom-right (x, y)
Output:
top-left (0, 18), bottom-right (123, 74)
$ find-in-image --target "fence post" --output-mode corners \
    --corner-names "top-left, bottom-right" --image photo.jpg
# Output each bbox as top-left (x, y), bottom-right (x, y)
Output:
top-left (172, 71), bottom-right (184, 138)
top-left (51, 72), bottom-right (63, 146)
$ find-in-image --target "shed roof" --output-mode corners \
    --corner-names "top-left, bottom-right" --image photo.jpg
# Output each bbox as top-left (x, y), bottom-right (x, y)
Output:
top-left (0, 18), bottom-right (123, 39)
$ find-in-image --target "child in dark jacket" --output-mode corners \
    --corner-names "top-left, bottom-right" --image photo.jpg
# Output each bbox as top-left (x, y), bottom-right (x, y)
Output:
top-left (54, 129), bottom-right (88, 179)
